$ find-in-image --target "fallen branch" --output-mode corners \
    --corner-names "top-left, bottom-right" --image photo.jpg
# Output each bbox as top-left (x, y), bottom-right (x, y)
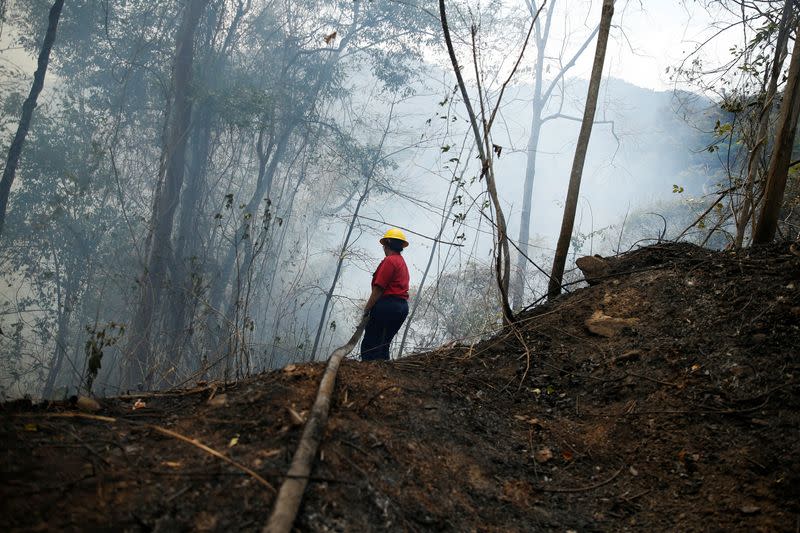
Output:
top-left (263, 314), bottom-right (369, 533)
top-left (148, 424), bottom-right (275, 492)
top-left (18, 411), bottom-right (275, 493)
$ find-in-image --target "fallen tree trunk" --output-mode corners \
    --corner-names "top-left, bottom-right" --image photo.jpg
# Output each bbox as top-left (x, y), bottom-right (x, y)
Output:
top-left (263, 314), bottom-right (370, 533)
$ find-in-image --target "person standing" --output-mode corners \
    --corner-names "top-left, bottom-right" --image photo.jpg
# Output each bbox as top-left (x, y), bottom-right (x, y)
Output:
top-left (361, 228), bottom-right (410, 361)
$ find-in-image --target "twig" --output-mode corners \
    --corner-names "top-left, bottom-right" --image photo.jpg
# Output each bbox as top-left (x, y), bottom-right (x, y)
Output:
top-left (625, 371), bottom-right (681, 388)
top-left (355, 214), bottom-right (464, 247)
top-left (510, 325), bottom-right (533, 390)
top-left (165, 485), bottom-right (192, 503)
top-left (619, 488), bottom-right (651, 503)
top-left (118, 378), bottom-right (223, 399)
top-left (538, 466), bottom-right (623, 493)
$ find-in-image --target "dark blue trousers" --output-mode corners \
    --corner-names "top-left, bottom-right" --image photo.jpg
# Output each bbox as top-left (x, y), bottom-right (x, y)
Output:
top-left (360, 297), bottom-right (409, 361)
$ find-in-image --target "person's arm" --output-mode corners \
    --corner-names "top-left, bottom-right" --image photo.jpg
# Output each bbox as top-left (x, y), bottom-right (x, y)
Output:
top-left (363, 285), bottom-right (384, 316)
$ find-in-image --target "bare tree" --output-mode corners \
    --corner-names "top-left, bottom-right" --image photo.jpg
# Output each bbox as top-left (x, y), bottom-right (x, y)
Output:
top-left (548, 0), bottom-right (614, 299)
top-left (0, 0), bottom-right (64, 238)
top-left (512, 0), bottom-right (601, 308)
top-left (439, 0), bottom-right (545, 324)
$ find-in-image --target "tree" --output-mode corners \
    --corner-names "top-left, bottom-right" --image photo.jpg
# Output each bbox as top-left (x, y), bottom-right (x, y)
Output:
top-left (671, 0), bottom-right (800, 247)
top-left (438, 0), bottom-right (545, 324)
top-left (753, 15), bottom-right (800, 243)
top-left (0, 0), bottom-right (63, 238)
top-left (511, 0), bottom-right (602, 309)
top-left (125, 0), bottom-right (210, 389)
top-left (548, 0), bottom-right (614, 299)
top-left (734, 0), bottom-right (794, 247)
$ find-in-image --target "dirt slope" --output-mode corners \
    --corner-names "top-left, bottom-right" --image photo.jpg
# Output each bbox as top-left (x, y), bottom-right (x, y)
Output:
top-left (2, 242), bottom-right (799, 532)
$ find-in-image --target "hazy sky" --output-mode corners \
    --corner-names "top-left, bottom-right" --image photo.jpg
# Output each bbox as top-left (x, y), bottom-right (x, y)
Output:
top-left (0, 1), bottom-right (732, 93)
top-left (599, 0), bottom-right (733, 91)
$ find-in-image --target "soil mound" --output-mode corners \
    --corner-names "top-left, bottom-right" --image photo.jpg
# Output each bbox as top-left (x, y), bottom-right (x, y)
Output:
top-left (2, 242), bottom-right (799, 532)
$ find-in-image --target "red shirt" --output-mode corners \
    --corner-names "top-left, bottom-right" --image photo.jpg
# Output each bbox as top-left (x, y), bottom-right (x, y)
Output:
top-left (372, 253), bottom-right (409, 299)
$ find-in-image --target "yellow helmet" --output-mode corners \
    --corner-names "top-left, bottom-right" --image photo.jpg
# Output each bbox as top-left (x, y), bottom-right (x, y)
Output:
top-left (380, 227), bottom-right (409, 248)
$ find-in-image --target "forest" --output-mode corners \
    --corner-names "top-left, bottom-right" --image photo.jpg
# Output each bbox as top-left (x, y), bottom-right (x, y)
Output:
top-left (1, 0), bottom-right (800, 531)
top-left (5, 0), bottom-right (792, 400)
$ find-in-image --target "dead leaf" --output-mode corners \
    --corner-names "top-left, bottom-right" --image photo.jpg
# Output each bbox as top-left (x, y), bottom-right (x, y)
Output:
top-left (133, 399), bottom-right (146, 410)
top-left (207, 394), bottom-right (227, 408)
top-left (610, 349), bottom-right (642, 365)
top-left (76, 396), bottom-right (101, 412)
top-left (629, 466), bottom-right (639, 476)
top-left (323, 31), bottom-right (337, 44)
top-left (740, 505), bottom-right (760, 515)
top-left (162, 460), bottom-right (183, 468)
top-left (534, 448), bottom-right (553, 464)
top-left (561, 450), bottom-right (574, 462)
top-left (257, 449), bottom-right (281, 458)
top-left (194, 511), bottom-right (218, 532)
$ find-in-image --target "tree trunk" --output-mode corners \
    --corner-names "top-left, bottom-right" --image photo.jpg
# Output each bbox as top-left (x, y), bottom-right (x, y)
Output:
top-left (753, 17), bottom-right (800, 244)
top-left (512, 0), bottom-right (600, 307)
top-left (0, 0), bottom-right (63, 238)
top-left (41, 281), bottom-right (74, 399)
top-left (125, 0), bottom-right (209, 389)
top-left (735, 0), bottom-right (793, 247)
top-left (548, 0), bottom-right (614, 299)
top-left (164, 105), bottom-right (213, 380)
top-left (512, 109), bottom-right (542, 308)
top-left (512, 1), bottom-right (549, 309)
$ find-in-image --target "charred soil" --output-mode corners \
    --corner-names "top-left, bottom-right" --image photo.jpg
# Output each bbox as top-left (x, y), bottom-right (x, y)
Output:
top-left (2, 242), bottom-right (800, 532)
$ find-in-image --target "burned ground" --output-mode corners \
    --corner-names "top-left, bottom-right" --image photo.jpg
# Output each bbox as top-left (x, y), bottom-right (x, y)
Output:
top-left (2, 242), bottom-right (799, 532)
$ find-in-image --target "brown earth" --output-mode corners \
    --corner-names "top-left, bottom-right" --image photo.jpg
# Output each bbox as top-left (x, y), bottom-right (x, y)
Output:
top-left (2, 242), bottom-right (799, 532)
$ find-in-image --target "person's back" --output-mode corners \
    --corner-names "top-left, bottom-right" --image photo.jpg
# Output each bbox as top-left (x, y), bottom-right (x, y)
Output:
top-left (360, 228), bottom-right (410, 361)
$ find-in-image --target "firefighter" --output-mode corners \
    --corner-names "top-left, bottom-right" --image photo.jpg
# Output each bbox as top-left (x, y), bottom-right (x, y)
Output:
top-left (361, 228), bottom-right (410, 361)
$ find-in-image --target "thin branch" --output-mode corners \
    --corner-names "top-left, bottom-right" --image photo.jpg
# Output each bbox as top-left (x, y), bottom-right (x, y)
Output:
top-left (355, 214), bottom-right (465, 247)
top-left (486, 1), bottom-right (547, 133)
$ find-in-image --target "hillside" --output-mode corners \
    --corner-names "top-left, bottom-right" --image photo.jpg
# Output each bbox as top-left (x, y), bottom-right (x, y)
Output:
top-left (2, 242), bottom-right (799, 532)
